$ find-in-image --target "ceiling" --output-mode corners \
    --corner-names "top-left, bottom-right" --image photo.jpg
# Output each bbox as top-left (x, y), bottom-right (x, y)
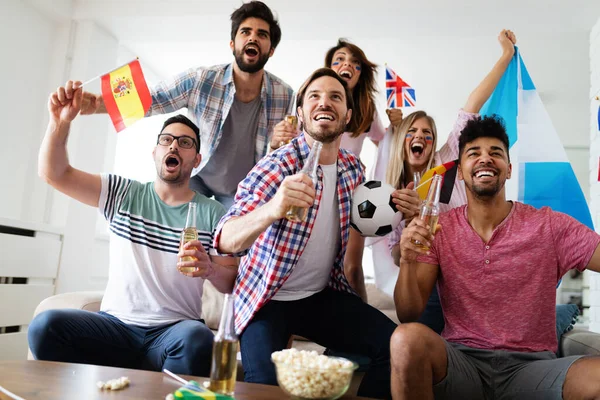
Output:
top-left (27, 0), bottom-right (600, 78)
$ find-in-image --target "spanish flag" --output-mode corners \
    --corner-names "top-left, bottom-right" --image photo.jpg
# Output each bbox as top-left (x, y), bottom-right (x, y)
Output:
top-left (101, 59), bottom-right (151, 132)
top-left (416, 160), bottom-right (458, 204)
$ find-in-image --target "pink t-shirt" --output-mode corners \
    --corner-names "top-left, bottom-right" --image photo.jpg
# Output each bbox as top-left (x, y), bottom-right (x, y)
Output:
top-left (418, 202), bottom-right (599, 353)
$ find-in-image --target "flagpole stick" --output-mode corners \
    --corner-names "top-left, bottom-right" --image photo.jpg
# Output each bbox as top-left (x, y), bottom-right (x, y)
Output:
top-left (80, 57), bottom-right (139, 87)
top-left (415, 176), bottom-right (434, 191)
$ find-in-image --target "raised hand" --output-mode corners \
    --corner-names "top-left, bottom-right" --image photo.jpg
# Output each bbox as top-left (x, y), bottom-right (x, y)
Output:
top-left (268, 173), bottom-right (315, 219)
top-left (391, 181), bottom-right (421, 220)
top-left (499, 29), bottom-right (517, 58)
top-left (80, 91), bottom-right (103, 115)
top-left (48, 80), bottom-right (83, 123)
top-left (270, 119), bottom-right (299, 150)
top-left (177, 240), bottom-right (214, 278)
top-left (386, 108), bottom-right (404, 126)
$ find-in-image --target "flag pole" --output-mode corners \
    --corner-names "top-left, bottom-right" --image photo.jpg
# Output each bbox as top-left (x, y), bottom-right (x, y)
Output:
top-left (81, 57), bottom-right (139, 87)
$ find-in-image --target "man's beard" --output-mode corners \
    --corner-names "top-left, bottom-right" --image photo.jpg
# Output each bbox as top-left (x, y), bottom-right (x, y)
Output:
top-left (302, 109), bottom-right (347, 144)
top-left (233, 47), bottom-right (270, 74)
top-left (466, 177), bottom-right (504, 199)
top-left (156, 155), bottom-right (189, 185)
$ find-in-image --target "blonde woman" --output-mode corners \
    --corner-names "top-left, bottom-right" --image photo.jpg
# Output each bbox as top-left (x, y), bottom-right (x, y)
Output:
top-left (371, 29), bottom-right (517, 333)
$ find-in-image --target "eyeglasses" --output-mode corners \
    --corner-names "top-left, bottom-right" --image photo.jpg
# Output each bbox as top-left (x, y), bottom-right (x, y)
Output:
top-left (157, 133), bottom-right (197, 150)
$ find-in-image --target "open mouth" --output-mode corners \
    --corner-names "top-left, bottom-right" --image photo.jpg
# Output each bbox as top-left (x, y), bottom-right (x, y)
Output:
top-left (473, 169), bottom-right (497, 179)
top-left (244, 45), bottom-right (259, 57)
top-left (410, 142), bottom-right (424, 156)
top-left (165, 155), bottom-right (180, 170)
top-left (313, 113), bottom-right (335, 122)
top-left (339, 70), bottom-right (353, 80)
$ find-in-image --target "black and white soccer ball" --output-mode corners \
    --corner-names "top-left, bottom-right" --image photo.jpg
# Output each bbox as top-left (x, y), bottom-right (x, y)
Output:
top-left (350, 180), bottom-right (402, 237)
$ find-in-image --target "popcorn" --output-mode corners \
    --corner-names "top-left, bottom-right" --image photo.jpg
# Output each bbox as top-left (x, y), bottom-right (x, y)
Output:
top-left (271, 349), bottom-right (356, 399)
top-left (97, 376), bottom-right (130, 391)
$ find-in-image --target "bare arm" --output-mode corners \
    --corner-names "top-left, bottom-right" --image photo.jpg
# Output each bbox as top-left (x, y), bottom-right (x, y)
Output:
top-left (344, 228), bottom-right (367, 301)
top-left (463, 29), bottom-right (516, 113)
top-left (39, 81), bottom-right (102, 207)
top-left (217, 173), bottom-right (316, 254)
top-left (206, 255), bottom-right (239, 293)
top-left (178, 241), bottom-right (239, 293)
top-left (394, 218), bottom-right (440, 322)
top-left (585, 243), bottom-right (600, 273)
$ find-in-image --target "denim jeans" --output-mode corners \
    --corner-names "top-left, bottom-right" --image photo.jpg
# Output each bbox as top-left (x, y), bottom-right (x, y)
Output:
top-left (28, 309), bottom-right (214, 376)
top-left (239, 288), bottom-right (396, 399)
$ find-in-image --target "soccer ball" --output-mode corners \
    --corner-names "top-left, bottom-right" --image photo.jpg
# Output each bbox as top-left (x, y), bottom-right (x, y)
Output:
top-left (350, 180), bottom-right (402, 237)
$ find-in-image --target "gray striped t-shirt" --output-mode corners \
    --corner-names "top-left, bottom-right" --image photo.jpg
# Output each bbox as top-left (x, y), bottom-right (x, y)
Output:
top-left (98, 174), bottom-right (226, 326)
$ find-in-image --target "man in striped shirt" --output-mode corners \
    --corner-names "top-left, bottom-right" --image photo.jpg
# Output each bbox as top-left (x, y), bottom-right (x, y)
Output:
top-left (29, 81), bottom-right (238, 376)
top-left (79, 1), bottom-right (294, 209)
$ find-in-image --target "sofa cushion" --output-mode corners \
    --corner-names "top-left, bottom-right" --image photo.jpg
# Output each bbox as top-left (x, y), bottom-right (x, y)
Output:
top-left (559, 329), bottom-right (600, 357)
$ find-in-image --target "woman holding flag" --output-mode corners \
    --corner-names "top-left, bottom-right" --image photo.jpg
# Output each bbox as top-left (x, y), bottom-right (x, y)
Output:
top-left (377, 29), bottom-right (517, 333)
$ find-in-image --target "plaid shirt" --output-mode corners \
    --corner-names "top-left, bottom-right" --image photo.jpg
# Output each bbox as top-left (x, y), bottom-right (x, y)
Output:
top-left (214, 134), bottom-right (365, 333)
top-left (148, 63), bottom-right (294, 177)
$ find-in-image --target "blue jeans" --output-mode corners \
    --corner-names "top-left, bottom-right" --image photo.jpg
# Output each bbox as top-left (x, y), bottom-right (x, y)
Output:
top-left (419, 285), bottom-right (445, 334)
top-left (28, 310), bottom-right (214, 376)
top-left (240, 288), bottom-right (396, 399)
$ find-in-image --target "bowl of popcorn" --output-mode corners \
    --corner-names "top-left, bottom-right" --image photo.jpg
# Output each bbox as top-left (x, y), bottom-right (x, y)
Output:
top-left (271, 349), bottom-right (358, 400)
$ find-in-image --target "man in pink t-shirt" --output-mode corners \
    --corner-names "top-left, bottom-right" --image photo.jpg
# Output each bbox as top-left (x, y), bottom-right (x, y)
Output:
top-left (391, 115), bottom-right (600, 400)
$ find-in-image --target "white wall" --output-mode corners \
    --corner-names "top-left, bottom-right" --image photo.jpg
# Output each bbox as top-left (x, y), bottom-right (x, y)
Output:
top-left (588, 17), bottom-right (600, 333)
top-left (0, 0), bottom-right (62, 222)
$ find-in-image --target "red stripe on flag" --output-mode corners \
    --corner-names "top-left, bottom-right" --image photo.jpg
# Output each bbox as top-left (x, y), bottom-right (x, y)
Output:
top-left (101, 74), bottom-right (126, 132)
top-left (129, 60), bottom-right (152, 114)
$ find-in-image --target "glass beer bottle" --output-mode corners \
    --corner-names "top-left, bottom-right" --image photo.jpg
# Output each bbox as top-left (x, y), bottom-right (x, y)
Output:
top-left (285, 140), bottom-right (323, 222)
top-left (415, 174), bottom-right (442, 251)
top-left (208, 294), bottom-right (238, 396)
top-left (413, 171), bottom-right (421, 190)
top-left (179, 202), bottom-right (198, 273)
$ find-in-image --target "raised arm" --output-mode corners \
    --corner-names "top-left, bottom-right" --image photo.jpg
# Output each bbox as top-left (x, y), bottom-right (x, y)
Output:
top-left (217, 173), bottom-right (316, 254)
top-left (38, 81), bottom-right (102, 207)
top-left (463, 29), bottom-right (516, 113)
top-left (394, 218), bottom-right (440, 323)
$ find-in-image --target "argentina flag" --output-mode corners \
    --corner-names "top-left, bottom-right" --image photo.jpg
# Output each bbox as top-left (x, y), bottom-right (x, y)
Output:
top-left (480, 48), bottom-right (593, 229)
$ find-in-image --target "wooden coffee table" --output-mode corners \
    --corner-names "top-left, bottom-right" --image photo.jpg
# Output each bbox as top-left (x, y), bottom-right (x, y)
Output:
top-left (0, 360), bottom-right (373, 399)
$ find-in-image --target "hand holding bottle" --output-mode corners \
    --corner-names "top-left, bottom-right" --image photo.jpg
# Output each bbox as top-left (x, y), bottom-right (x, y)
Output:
top-left (267, 173), bottom-right (315, 220)
top-left (177, 240), bottom-right (214, 278)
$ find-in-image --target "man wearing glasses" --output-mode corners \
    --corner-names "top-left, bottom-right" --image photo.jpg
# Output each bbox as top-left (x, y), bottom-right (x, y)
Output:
top-left (28, 81), bottom-right (238, 376)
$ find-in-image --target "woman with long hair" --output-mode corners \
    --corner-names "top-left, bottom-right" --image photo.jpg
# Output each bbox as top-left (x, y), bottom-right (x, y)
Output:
top-left (372, 30), bottom-right (517, 333)
top-left (325, 39), bottom-right (403, 157)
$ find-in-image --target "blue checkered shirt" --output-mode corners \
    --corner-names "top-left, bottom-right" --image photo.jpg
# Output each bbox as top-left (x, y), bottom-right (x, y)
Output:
top-left (148, 63), bottom-right (294, 177)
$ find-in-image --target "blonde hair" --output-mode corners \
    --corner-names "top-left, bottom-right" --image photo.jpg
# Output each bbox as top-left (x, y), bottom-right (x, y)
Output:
top-left (386, 111), bottom-right (438, 189)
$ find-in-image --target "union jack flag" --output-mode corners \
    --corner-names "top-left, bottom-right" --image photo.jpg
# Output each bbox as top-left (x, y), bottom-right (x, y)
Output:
top-left (386, 65), bottom-right (415, 108)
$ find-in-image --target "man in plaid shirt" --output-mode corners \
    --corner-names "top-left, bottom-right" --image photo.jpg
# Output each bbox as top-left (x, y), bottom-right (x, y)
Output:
top-left (215, 68), bottom-right (396, 399)
top-left (79, 1), bottom-right (294, 208)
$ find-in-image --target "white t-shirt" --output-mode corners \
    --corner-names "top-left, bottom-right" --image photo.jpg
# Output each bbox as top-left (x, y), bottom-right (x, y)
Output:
top-left (98, 174), bottom-right (226, 326)
top-left (273, 163), bottom-right (341, 301)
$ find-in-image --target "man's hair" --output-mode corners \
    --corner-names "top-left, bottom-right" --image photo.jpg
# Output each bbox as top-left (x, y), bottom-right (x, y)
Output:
top-left (324, 39), bottom-right (378, 138)
top-left (459, 115), bottom-right (510, 162)
top-left (160, 115), bottom-right (200, 153)
top-left (230, 1), bottom-right (281, 50)
top-left (296, 68), bottom-right (354, 112)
